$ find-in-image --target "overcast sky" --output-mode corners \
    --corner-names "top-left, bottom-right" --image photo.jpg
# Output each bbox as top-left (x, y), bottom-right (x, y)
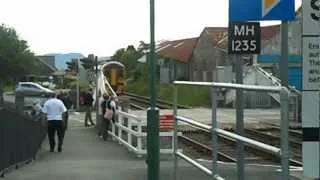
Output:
top-left (0, 0), bottom-right (302, 56)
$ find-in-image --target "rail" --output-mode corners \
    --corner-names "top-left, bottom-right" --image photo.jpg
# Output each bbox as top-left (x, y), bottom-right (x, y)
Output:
top-left (107, 108), bottom-right (180, 157)
top-left (173, 81), bottom-right (290, 180)
top-left (177, 116), bottom-right (281, 155)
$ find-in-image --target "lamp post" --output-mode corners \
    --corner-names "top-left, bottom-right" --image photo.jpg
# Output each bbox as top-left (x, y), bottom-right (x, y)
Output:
top-left (76, 58), bottom-right (80, 111)
top-left (147, 0), bottom-right (160, 180)
top-left (95, 56), bottom-right (99, 127)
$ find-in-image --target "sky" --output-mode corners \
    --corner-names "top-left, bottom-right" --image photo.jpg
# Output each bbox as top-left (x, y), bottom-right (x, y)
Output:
top-left (0, 0), bottom-right (302, 57)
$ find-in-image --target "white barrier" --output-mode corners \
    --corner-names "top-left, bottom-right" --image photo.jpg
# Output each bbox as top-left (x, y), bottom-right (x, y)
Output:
top-left (108, 110), bottom-right (180, 157)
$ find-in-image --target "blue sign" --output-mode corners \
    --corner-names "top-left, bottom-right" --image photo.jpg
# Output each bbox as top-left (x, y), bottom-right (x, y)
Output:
top-left (229, 0), bottom-right (295, 22)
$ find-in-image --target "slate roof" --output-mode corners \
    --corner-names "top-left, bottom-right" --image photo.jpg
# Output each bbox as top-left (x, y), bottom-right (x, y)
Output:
top-left (156, 37), bottom-right (198, 62)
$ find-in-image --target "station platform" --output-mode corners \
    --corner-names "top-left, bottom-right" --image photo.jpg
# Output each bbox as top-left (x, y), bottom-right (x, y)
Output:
top-left (2, 112), bottom-right (304, 180)
top-left (129, 108), bottom-right (301, 129)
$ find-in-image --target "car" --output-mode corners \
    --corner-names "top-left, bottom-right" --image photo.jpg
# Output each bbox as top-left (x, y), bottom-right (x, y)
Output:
top-left (15, 82), bottom-right (55, 97)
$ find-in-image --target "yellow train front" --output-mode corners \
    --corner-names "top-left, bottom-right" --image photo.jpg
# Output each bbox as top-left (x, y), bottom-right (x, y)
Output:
top-left (101, 61), bottom-right (126, 96)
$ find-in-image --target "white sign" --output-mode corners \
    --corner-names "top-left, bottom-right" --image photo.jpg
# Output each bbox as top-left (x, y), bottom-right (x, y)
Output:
top-left (303, 38), bottom-right (320, 90)
top-left (303, 0), bottom-right (320, 35)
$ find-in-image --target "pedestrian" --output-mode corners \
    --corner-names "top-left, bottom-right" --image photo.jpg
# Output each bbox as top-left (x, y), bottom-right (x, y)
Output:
top-left (31, 100), bottom-right (43, 119)
top-left (42, 93), bottom-right (67, 152)
top-left (99, 93), bottom-right (116, 141)
top-left (83, 89), bottom-right (95, 127)
top-left (58, 92), bottom-right (72, 130)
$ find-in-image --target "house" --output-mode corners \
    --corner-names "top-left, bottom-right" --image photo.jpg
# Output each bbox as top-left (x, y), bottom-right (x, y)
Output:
top-left (139, 18), bottom-right (299, 85)
top-left (189, 25), bottom-right (280, 83)
top-left (21, 55), bottom-right (57, 82)
top-left (258, 9), bottom-right (302, 90)
top-left (156, 37), bottom-right (198, 83)
top-left (189, 27), bottom-right (229, 82)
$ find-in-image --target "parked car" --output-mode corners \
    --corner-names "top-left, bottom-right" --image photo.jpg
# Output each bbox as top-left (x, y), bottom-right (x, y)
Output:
top-left (15, 82), bottom-right (55, 97)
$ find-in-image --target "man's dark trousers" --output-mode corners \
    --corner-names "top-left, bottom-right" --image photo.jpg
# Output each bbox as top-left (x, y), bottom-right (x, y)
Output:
top-left (47, 120), bottom-right (65, 151)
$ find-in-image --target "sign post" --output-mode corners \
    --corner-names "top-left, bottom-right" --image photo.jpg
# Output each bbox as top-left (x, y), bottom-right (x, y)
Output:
top-left (147, 0), bottom-right (160, 180)
top-left (302, 0), bottom-right (320, 178)
top-left (228, 22), bottom-right (261, 54)
top-left (228, 22), bottom-right (261, 180)
top-left (229, 1), bottom-right (295, 179)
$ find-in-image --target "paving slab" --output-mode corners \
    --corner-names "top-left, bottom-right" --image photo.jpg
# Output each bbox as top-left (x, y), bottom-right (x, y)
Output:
top-left (2, 112), bottom-right (304, 180)
top-left (129, 108), bottom-right (301, 129)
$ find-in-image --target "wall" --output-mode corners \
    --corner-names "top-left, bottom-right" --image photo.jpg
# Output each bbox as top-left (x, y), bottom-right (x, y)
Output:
top-left (158, 58), bottom-right (188, 84)
top-left (261, 13), bottom-right (302, 55)
top-left (259, 11), bottom-right (302, 91)
top-left (190, 30), bottom-right (229, 82)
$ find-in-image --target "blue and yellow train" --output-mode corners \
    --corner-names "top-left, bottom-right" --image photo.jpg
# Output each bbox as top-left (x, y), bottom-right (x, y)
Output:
top-left (100, 61), bottom-right (126, 95)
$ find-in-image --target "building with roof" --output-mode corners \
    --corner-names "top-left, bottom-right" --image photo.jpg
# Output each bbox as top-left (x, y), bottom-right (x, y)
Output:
top-left (189, 27), bottom-right (228, 82)
top-left (155, 37), bottom-right (198, 83)
top-left (140, 7), bottom-right (303, 86)
top-left (258, 9), bottom-right (302, 90)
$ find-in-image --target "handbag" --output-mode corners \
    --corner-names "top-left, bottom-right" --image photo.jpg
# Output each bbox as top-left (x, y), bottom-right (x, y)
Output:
top-left (104, 108), bottom-right (114, 120)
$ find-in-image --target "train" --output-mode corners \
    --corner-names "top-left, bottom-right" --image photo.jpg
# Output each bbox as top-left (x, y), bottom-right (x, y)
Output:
top-left (100, 61), bottom-right (126, 96)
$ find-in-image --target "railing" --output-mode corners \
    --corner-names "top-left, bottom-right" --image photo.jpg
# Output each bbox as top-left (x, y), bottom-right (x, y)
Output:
top-left (173, 81), bottom-right (290, 180)
top-left (108, 108), bottom-right (179, 157)
top-left (0, 103), bottom-right (46, 177)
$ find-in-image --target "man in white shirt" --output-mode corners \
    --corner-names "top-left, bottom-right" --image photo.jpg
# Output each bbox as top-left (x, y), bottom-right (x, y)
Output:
top-left (42, 93), bottom-right (67, 152)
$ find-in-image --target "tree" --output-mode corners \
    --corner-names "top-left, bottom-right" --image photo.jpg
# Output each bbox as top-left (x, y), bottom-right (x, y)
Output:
top-left (80, 57), bottom-right (95, 71)
top-left (66, 59), bottom-right (78, 74)
top-left (0, 24), bottom-right (37, 93)
top-left (111, 44), bottom-right (145, 78)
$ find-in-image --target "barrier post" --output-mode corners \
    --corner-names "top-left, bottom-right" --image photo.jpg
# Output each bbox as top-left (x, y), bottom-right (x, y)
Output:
top-left (137, 120), bottom-right (143, 157)
top-left (128, 120), bottom-right (132, 147)
top-left (280, 88), bottom-right (290, 179)
top-left (173, 85), bottom-right (178, 180)
top-left (118, 113), bottom-right (123, 141)
top-left (211, 85), bottom-right (219, 179)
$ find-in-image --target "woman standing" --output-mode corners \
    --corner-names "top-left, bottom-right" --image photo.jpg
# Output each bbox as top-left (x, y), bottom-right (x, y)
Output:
top-left (99, 93), bottom-right (116, 141)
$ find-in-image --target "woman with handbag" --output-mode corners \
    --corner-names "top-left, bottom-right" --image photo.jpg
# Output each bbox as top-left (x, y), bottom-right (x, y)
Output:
top-left (99, 93), bottom-right (116, 141)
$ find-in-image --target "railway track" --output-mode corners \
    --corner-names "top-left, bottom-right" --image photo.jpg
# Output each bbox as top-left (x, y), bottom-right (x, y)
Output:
top-left (179, 129), bottom-right (302, 166)
top-left (125, 92), bottom-right (191, 110)
top-left (244, 128), bottom-right (302, 164)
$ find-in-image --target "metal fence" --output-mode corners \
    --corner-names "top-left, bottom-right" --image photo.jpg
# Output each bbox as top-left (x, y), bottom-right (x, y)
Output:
top-left (0, 104), bottom-right (46, 177)
top-left (172, 81), bottom-right (290, 180)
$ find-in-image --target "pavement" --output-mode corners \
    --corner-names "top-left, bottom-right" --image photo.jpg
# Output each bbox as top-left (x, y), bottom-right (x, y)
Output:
top-left (129, 108), bottom-right (301, 129)
top-left (1, 111), bottom-right (306, 180)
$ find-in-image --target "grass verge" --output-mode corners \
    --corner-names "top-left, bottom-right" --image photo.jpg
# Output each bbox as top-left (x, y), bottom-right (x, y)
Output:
top-left (126, 80), bottom-right (211, 107)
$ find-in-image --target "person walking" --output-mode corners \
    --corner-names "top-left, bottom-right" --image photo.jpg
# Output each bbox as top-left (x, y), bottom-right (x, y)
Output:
top-left (99, 93), bottom-right (116, 141)
top-left (42, 93), bottom-right (67, 152)
top-left (83, 89), bottom-right (95, 127)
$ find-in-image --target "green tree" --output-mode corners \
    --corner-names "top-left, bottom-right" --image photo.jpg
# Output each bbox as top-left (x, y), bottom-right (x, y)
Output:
top-left (80, 57), bottom-right (95, 71)
top-left (0, 24), bottom-right (37, 101)
top-left (111, 44), bottom-right (146, 78)
top-left (66, 59), bottom-right (78, 74)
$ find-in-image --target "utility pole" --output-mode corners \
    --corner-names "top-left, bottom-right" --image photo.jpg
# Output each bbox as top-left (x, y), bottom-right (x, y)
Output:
top-left (76, 58), bottom-right (80, 111)
top-left (95, 56), bottom-right (99, 125)
top-left (147, 0), bottom-right (160, 180)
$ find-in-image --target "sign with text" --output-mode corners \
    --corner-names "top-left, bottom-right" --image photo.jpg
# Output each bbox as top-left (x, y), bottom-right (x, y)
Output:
top-left (228, 22), bottom-right (261, 54)
top-left (303, 0), bottom-right (320, 35)
top-left (303, 37), bottom-right (320, 90)
top-left (229, 0), bottom-right (295, 22)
